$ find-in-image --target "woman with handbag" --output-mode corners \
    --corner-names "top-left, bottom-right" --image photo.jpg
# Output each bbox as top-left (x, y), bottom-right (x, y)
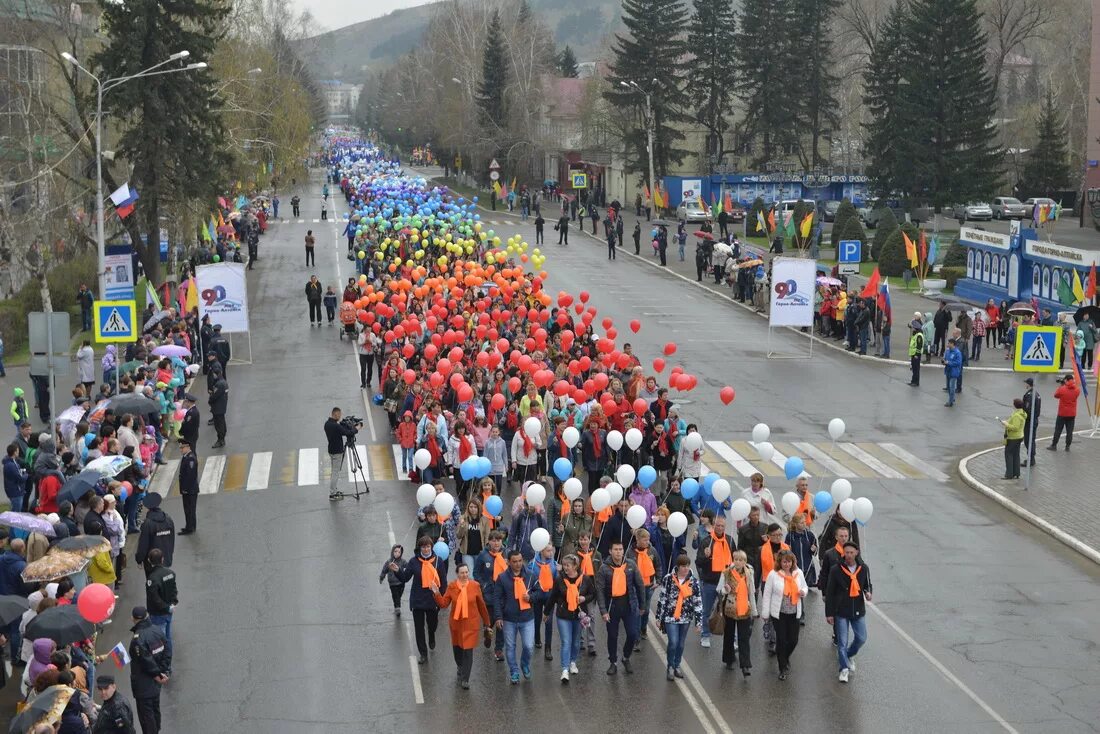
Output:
top-left (759, 549), bottom-right (808, 680)
top-left (721, 550), bottom-right (758, 677)
top-left (654, 553), bottom-right (702, 681)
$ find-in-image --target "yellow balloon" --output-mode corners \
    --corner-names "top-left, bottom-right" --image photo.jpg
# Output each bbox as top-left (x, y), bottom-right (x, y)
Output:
top-left (415, 249), bottom-right (424, 259)
top-left (479, 232), bottom-right (487, 241)
top-left (374, 252), bottom-right (384, 260)
top-left (533, 248), bottom-right (541, 256)
top-left (492, 236), bottom-right (501, 246)
top-left (357, 250), bottom-right (365, 259)
top-left (437, 256), bottom-right (448, 267)
top-left (473, 223), bottom-right (482, 232)
top-left (445, 233), bottom-right (453, 242)
top-left (405, 259), bottom-right (413, 267)
top-left (464, 244), bottom-right (473, 255)
top-left (410, 234), bottom-right (419, 244)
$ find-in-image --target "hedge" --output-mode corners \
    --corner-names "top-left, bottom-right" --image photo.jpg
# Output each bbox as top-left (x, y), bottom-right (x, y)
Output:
top-left (943, 235), bottom-right (968, 267)
top-left (941, 266), bottom-right (966, 291)
top-left (830, 199), bottom-right (857, 248)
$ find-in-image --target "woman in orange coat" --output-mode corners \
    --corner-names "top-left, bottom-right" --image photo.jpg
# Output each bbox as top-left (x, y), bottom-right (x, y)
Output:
top-left (431, 562), bottom-right (491, 689)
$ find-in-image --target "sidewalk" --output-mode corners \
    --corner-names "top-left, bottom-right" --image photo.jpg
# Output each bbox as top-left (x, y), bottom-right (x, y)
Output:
top-left (959, 428), bottom-right (1100, 564)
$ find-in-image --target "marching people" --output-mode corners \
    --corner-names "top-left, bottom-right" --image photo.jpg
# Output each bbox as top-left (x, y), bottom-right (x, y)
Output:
top-left (393, 536), bottom-right (449, 664)
top-left (654, 553), bottom-right (703, 681)
top-left (595, 540), bottom-right (646, 675)
top-left (720, 549), bottom-right (758, 676)
top-left (491, 549), bottom-right (537, 684)
top-left (431, 561), bottom-right (491, 690)
top-left (759, 549), bottom-right (808, 680)
top-left (695, 513), bottom-right (734, 649)
top-left (545, 553), bottom-right (594, 683)
top-left (825, 542), bottom-right (873, 683)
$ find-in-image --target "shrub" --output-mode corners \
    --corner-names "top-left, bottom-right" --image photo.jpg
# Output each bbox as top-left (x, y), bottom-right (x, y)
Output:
top-left (943, 235), bottom-right (968, 267)
top-left (0, 253), bottom-right (96, 355)
top-left (870, 207), bottom-right (899, 261)
top-left (878, 221), bottom-right (921, 277)
top-left (830, 199), bottom-right (857, 248)
top-left (746, 197), bottom-right (767, 237)
top-left (941, 266), bottom-right (966, 291)
top-left (837, 217), bottom-right (868, 258)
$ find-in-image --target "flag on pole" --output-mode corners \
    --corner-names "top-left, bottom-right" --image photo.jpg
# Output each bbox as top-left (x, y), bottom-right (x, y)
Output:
top-left (799, 211), bottom-right (813, 240)
top-left (1087, 264), bottom-right (1097, 300)
top-left (756, 210), bottom-right (767, 236)
top-left (1066, 330), bottom-right (1091, 405)
top-left (217, 211), bottom-right (226, 228)
top-left (185, 277), bottom-right (198, 312)
top-left (510, 177), bottom-right (517, 192)
top-left (492, 181), bottom-right (502, 196)
top-left (109, 183), bottom-right (139, 219)
top-left (643, 184), bottom-right (651, 202)
top-left (109, 641), bottom-right (131, 668)
top-left (1057, 274), bottom-right (1075, 306)
top-left (861, 266), bottom-right (881, 298)
top-left (145, 280), bottom-right (162, 312)
top-left (784, 213), bottom-right (795, 239)
top-left (1072, 268), bottom-right (1086, 304)
top-left (928, 235), bottom-right (939, 268)
top-left (878, 278), bottom-right (892, 322)
top-left (723, 191), bottom-right (733, 214)
top-left (903, 231), bottom-right (918, 267)
top-left (766, 207), bottom-right (776, 234)
top-left (918, 230), bottom-right (928, 264)
top-left (201, 222), bottom-right (211, 242)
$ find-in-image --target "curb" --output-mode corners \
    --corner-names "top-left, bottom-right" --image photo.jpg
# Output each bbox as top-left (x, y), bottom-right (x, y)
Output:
top-left (958, 436), bottom-right (1100, 566)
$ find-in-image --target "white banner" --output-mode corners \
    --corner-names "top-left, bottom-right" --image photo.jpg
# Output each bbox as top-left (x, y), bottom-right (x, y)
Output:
top-left (769, 257), bottom-right (816, 327)
top-left (681, 179), bottom-right (702, 203)
top-left (196, 262), bottom-right (249, 333)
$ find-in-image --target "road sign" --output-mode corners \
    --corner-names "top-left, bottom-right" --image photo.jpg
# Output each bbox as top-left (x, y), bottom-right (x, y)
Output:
top-left (94, 299), bottom-right (136, 343)
top-left (839, 240), bottom-right (862, 263)
top-left (27, 312), bottom-right (71, 378)
top-left (1014, 325), bottom-right (1062, 373)
top-left (488, 158), bottom-right (501, 170)
top-left (571, 172), bottom-right (588, 189)
top-left (489, 171), bottom-right (500, 181)
top-left (838, 262), bottom-right (859, 276)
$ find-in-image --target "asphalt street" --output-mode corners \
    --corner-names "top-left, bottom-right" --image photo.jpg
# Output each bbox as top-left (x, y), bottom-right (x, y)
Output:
top-left (123, 174), bottom-right (1100, 734)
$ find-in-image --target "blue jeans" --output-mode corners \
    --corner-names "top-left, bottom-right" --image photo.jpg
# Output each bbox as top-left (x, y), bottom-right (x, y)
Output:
top-left (834, 615), bottom-right (867, 671)
top-left (150, 613), bottom-right (173, 657)
top-left (125, 492), bottom-right (140, 532)
top-left (858, 327), bottom-right (869, 354)
top-left (82, 309), bottom-right (92, 331)
top-left (556, 617), bottom-right (582, 671)
top-left (502, 619), bottom-right (534, 677)
top-left (700, 581), bottom-right (718, 639)
top-left (881, 334), bottom-right (891, 358)
top-left (401, 448), bottom-right (414, 474)
top-left (665, 621), bottom-right (688, 669)
top-left (946, 375), bottom-right (958, 405)
top-left (638, 585), bottom-right (656, 632)
top-left (7, 495), bottom-right (22, 513)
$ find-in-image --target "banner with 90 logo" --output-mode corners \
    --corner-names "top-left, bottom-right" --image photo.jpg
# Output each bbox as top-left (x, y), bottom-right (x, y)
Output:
top-left (196, 262), bottom-right (250, 333)
top-left (768, 257), bottom-right (816, 327)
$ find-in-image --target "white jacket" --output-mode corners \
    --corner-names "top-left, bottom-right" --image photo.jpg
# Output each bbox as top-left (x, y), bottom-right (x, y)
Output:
top-left (741, 487), bottom-right (778, 526)
top-left (759, 568), bottom-right (808, 619)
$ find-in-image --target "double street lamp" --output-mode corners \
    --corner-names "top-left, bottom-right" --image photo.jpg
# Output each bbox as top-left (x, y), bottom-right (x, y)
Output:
top-left (621, 79), bottom-right (657, 213)
top-left (61, 50), bottom-right (206, 299)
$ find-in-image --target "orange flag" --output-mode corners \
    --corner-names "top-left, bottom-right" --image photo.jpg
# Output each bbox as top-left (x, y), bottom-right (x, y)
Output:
top-left (903, 232), bottom-right (918, 268)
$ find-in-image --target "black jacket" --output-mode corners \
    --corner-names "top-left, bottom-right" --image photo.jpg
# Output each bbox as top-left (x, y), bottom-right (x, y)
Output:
top-left (305, 281), bottom-right (323, 303)
top-left (817, 514), bottom-right (860, 561)
top-left (694, 530), bottom-right (736, 584)
top-left (129, 618), bottom-right (171, 699)
top-left (595, 512), bottom-right (630, 557)
top-left (178, 453), bottom-right (199, 495)
top-left (92, 693), bottom-right (135, 733)
top-left (824, 561), bottom-right (872, 620)
top-left (135, 508), bottom-right (175, 567)
top-left (210, 334), bottom-right (231, 363)
top-left (180, 406), bottom-right (200, 446)
top-left (83, 510), bottom-right (106, 537)
top-left (546, 572), bottom-right (596, 620)
top-left (145, 565), bottom-right (179, 615)
top-left (324, 417), bottom-right (356, 455)
top-left (933, 308), bottom-right (951, 331)
top-left (209, 378), bottom-right (228, 415)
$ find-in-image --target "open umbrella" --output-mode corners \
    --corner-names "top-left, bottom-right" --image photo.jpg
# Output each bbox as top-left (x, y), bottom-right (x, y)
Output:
top-left (713, 242), bottom-right (733, 257)
top-left (1073, 305), bottom-right (1100, 325)
top-left (24, 606), bottom-right (95, 646)
top-left (0, 594), bottom-right (30, 627)
top-left (57, 470), bottom-right (104, 506)
top-left (117, 359), bottom-right (144, 375)
top-left (0, 511), bottom-right (56, 537)
top-left (152, 344), bottom-right (190, 358)
top-left (21, 552), bottom-right (88, 583)
top-left (817, 276), bottom-right (844, 286)
top-left (939, 301), bottom-right (969, 312)
top-left (739, 258), bottom-right (764, 268)
top-left (650, 219), bottom-right (675, 227)
top-left (52, 536), bottom-right (111, 558)
top-left (693, 230), bottom-right (715, 240)
top-left (106, 393), bottom-right (160, 415)
top-left (1007, 300), bottom-right (1036, 316)
top-left (7, 685), bottom-right (75, 734)
top-left (55, 405), bottom-right (86, 431)
top-left (84, 455), bottom-right (132, 477)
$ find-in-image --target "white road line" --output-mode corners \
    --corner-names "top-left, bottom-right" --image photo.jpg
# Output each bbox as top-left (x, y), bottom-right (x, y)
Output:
top-left (881, 443), bottom-right (950, 481)
top-left (387, 511), bottom-right (396, 546)
top-left (407, 655), bottom-right (424, 705)
top-left (751, 440), bottom-right (811, 478)
top-left (392, 445), bottom-right (405, 477)
top-left (198, 455), bottom-right (226, 495)
top-left (363, 391), bottom-right (378, 443)
top-left (792, 441), bottom-right (858, 478)
top-left (348, 444), bottom-right (369, 481)
top-left (246, 452), bottom-right (272, 491)
top-left (645, 622), bottom-right (729, 734)
top-left (297, 448), bottom-right (319, 486)
top-left (149, 459), bottom-right (179, 496)
top-left (867, 604), bottom-right (1019, 733)
top-left (706, 440), bottom-right (755, 477)
top-left (837, 442), bottom-right (907, 479)
top-left (312, 218), bottom-right (320, 223)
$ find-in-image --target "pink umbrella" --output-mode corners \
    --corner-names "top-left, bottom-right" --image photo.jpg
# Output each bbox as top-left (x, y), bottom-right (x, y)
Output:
top-left (152, 344), bottom-right (191, 358)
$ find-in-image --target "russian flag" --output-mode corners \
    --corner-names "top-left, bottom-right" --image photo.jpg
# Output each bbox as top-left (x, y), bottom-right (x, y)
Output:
top-left (109, 183), bottom-right (139, 219)
top-left (878, 278), bottom-right (892, 322)
top-left (109, 641), bottom-right (131, 668)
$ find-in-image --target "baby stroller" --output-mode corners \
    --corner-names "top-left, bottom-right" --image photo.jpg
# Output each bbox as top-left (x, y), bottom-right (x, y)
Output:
top-left (338, 301), bottom-right (358, 340)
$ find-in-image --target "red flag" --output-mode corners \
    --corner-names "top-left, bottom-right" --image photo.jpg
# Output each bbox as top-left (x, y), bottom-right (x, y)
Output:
top-left (918, 230), bottom-right (928, 264)
top-left (1087, 264), bottom-right (1097, 300)
top-left (861, 266), bottom-right (881, 298)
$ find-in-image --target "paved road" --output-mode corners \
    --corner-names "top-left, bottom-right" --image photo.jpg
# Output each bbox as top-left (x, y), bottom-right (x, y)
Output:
top-left (123, 172), bottom-right (1100, 734)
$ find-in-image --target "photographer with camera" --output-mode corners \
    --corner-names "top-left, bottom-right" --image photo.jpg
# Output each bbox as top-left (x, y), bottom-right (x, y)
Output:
top-left (324, 408), bottom-right (363, 500)
top-left (1048, 375), bottom-right (1080, 452)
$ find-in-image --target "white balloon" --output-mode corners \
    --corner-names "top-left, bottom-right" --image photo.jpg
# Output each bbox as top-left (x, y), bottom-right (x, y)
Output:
top-left (626, 505), bottom-right (647, 529)
top-left (828, 418), bottom-right (846, 441)
top-left (607, 430), bottom-right (624, 450)
top-left (854, 497), bottom-right (874, 524)
top-left (590, 487), bottom-right (611, 511)
top-left (683, 432), bottom-right (703, 452)
top-left (414, 448), bottom-right (431, 470)
top-left (524, 416), bottom-right (542, 439)
top-left (755, 441), bottom-right (775, 463)
top-left (416, 484), bottom-right (436, 507)
top-left (526, 483), bottom-right (546, 507)
top-left (606, 482), bottom-right (624, 505)
top-left (433, 492), bottom-right (455, 517)
top-left (667, 511), bottom-right (688, 537)
top-left (752, 423), bottom-right (770, 444)
top-left (712, 478), bottom-right (731, 503)
top-left (530, 527), bottom-right (551, 552)
top-left (563, 477), bottom-right (583, 501)
top-left (781, 491), bottom-right (800, 516)
top-left (562, 426), bottom-right (580, 448)
top-left (830, 478), bottom-right (853, 504)
top-left (839, 498), bottom-right (856, 522)
top-left (625, 428), bottom-right (643, 451)
top-left (616, 464), bottom-right (636, 487)
top-left (730, 498), bottom-right (751, 522)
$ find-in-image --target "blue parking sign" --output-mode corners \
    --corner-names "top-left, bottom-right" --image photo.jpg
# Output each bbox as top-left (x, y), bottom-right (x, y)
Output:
top-left (839, 240), bottom-right (862, 263)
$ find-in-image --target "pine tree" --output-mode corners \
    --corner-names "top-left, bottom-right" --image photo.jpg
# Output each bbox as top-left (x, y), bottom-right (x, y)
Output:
top-left (558, 45), bottom-right (579, 78)
top-left (830, 199), bottom-right (857, 248)
top-left (477, 10), bottom-right (510, 133)
top-left (1019, 88), bottom-right (1071, 198)
top-left (870, 206), bottom-right (899, 261)
top-left (688, 0), bottom-right (737, 163)
top-left (92, 0), bottom-right (230, 281)
top-left (878, 221), bottom-right (920, 277)
top-left (863, 2), bottom-right (912, 199)
top-left (792, 0), bottom-right (841, 169)
top-left (839, 217), bottom-right (868, 254)
top-left (734, 0), bottom-right (801, 166)
top-left (604, 0), bottom-right (690, 178)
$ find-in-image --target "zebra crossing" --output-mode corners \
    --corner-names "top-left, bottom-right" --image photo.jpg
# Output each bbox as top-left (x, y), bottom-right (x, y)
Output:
top-left (144, 438), bottom-right (949, 498)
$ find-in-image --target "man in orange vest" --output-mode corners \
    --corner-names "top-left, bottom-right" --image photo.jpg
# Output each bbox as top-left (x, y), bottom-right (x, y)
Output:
top-left (491, 549), bottom-right (536, 684)
top-left (825, 542), bottom-right (873, 684)
top-left (595, 540), bottom-right (646, 675)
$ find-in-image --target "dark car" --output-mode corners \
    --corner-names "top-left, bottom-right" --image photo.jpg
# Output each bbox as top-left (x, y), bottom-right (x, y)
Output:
top-left (823, 200), bottom-right (842, 222)
top-left (728, 202), bottom-right (746, 223)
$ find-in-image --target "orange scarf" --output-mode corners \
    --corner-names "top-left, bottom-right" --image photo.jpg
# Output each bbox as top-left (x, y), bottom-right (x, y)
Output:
top-left (563, 574), bottom-right (582, 611)
top-left (760, 541), bottom-right (790, 580)
top-left (635, 548), bottom-right (656, 586)
top-left (673, 574), bottom-right (694, 618)
top-left (728, 568), bottom-right (750, 617)
top-left (490, 551), bottom-right (507, 581)
top-left (538, 560), bottom-right (554, 592)
top-left (781, 572), bottom-right (800, 606)
top-left (796, 492), bottom-right (814, 521)
top-left (453, 580), bottom-right (469, 619)
top-left (513, 574), bottom-right (531, 610)
top-left (710, 531), bottom-right (732, 573)
top-left (578, 550), bottom-right (595, 577)
top-left (420, 556), bottom-right (440, 589)
top-left (611, 564), bottom-right (627, 597)
top-left (834, 542), bottom-right (844, 556)
top-left (840, 565), bottom-right (862, 597)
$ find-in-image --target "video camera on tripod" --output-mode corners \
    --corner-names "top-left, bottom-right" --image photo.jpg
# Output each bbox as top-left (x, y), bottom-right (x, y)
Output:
top-left (339, 415), bottom-right (364, 442)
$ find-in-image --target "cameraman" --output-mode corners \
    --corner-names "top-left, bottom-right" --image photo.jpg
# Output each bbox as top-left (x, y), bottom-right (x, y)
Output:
top-left (324, 408), bottom-right (362, 499)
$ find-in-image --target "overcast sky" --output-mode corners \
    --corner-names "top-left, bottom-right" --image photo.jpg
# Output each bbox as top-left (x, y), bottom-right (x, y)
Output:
top-left (291, 0), bottom-right (435, 30)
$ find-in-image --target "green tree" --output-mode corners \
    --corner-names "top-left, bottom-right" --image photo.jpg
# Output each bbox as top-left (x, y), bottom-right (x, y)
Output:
top-left (943, 235), bottom-right (968, 267)
top-left (688, 0), bottom-right (737, 164)
top-left (734, 0), bottom-right (800, 166)
top-left (830, 199), bottom-right (857, 248)
top-left (1019, 87), bottom-right (1071, 198)
top-left (557, 45), bottom-right (579, 77)
top-left (839, 217), bottom-right (868, 255)
top-left (792, 0), bottom-right (841, 169)
top-left (92, 0), bottom-right (231, 281)
top-left (878, 221), bottom-right (920, 277)
top-left (746, 196), bottom-right (768, 237)
top-left (870, 206), bottom-right (898, 260)
top-left (477, 10), bottom-right (510, 133)
top-left (604, 0), bottom-right (690, 177)
top-left (862, 2), bottom-right (912, 199)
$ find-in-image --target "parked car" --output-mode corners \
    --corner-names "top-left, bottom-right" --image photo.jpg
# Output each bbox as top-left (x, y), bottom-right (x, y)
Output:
top-left (676, 199), bottom-right (710, 223)
top-left (952, 202), bottom-right (993, 222)
top-left (1024, 197), bottom-right (1058, 211)
top-left (991, 196), bottom-right (1029, 219)
top-left (822, 200), bottom-right (842, 222)
top-left (728, 202), bottom-right (745, 223)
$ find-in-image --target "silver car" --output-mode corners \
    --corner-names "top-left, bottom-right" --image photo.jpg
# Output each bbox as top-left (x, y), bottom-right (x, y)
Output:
top-left (953, 202), bottom-right (993, 222)
top-left (992, 196), bottom-right (1028, 219)
top-left (676, 200), bottom-right (711, 223)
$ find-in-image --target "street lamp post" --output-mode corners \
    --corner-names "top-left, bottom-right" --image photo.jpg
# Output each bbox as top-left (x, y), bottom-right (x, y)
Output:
top-left (62, 50), bottom-right (205, 300)
top-left (622, 80), bottom-right (657, 214)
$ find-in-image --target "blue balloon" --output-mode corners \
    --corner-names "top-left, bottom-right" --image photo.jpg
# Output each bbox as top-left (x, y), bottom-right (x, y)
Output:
top-left (433, 541), bottom-right (450, 561)
top-left (784, 456), bottom-right (804, 481)
top-left (485, 495), bottom-right (503, 517)
top-left (477, 456), bottom-right (492, 478)
top-left (702, 473), bottom-right (719, 493)
top-left (460, 456), bottom-right (479, 481)
top-left (553, 457), bottom-right (573, 481)
top-left (638, 465), bottom-right (657, 489)
top-left (814, 491), bottom-right (833, 514)
top-left (680, 478), bottom-right (700, 499)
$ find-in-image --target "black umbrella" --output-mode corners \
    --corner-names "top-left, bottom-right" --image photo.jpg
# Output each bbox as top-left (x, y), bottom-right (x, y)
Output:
top-left (7, 684), bottom-right (75, 734)
top-left (57, 470), bottom-right (103, 507)
top-left (0, 594), bottom-right (30, 627)
top-left (107, 393), bottom-right (161, 415)
top-left (24, 606), bottom-right (95, 647)
top-left (52, 536), bottom-right (111, 558)
top-left (1074, 305), bottom-right (1100, 325)
top-left (650, 219), bottom-right (675, 227)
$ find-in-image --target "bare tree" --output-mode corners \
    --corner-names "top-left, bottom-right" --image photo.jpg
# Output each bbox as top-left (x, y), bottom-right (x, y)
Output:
top-left (981, 0), bottom-right (1053, 106)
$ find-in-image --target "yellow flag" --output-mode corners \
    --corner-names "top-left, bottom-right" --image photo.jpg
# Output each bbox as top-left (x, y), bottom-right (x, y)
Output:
top-left (185, 277), bottom-right (199, 312)
top-left (903, 231), bottom-right (918, 267)
top-left (510, 177), bottom-right (516, 191)
top-left (799, 211), bottom-right (814, 239)
top-left (493, 181), bottom-right (501, 196)
top-left (1072, 268), bottom-right (1086, 304)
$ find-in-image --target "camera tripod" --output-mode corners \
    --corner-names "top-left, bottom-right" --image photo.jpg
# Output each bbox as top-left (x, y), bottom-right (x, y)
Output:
top-left (331, 438), bottom-right (371, 500)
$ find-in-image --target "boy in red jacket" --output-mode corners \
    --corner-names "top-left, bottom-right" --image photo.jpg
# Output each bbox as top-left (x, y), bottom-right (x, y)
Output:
top-left (396, 411), bottom-right (418, 479)
top-left (1048, 376), bottom-right (1081, 451)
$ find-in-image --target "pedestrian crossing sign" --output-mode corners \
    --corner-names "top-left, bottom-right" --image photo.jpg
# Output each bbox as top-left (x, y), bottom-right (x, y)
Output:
top-left (94, 299), bottom-right (136, 344)
top-left (1014, 325), bottom-right (1062, 373)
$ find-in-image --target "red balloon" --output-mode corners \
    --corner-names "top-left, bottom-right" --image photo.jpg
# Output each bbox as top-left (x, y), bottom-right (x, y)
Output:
top-left (572, 387), bottom-right (588, 403)
top-left (606, 327), bottom-right (618, 340)
top-left (629, 319), bottom-right (641, 333)
top-left (77, 582), bottom-right (115, 624)
top-left (663, 342), bottom-right (677, 356)
top-left (491, 393), bottom-right (506, 410)
top-left (429, 372), bottom-right (445, 389)
top-left (602, 317), bottom-right (613, 330)
top-left (518, 354), bottom-right (533, 372)
top-left (633, 398), bottom-right (647, 416)
top-left (402, 343), bottom-right (415, 359)
top-left (554, 380), bottom-right (571, 397)
top-left (356, 309), bottom-right (369, 324)
top-left (719, 386), bottom-right (736, 405)
top-left (602, 399), bottom-right (618, 416)
top-left (579, 291), bottom-right (590, 303)
top-left (403, 369), bottom-right (416, 385)
top-left (437, 358), bottom-right (453, 376)
top-left (593, 373), bottom-right (609, 391)
top-left (424, 343), bottom-right (438, 360)
top-left (475, 351), bottom-right (490, 368)
top-left (449, 347), bottom-right (464, 363)
top-left (508, 376), bottom-right (522, 393)
top-left (449, 372), bottom-right (465, 389)
top-left (652, 358), bottom-right (665, 373)
top-left (457, 384), bottom-right (474, 402)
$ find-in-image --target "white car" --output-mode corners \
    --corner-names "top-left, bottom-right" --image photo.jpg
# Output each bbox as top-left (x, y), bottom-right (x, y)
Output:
top-left (676, 200), bottom-right (710, 223)
top-left (953, 202), bottom-right (993, 222)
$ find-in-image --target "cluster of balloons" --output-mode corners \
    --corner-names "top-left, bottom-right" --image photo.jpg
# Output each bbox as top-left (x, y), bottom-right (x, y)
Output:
top-left (458, 455), bottom-right (493, 481)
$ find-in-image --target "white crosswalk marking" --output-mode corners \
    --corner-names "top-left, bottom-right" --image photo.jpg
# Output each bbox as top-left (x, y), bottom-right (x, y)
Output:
top-left (751, 441), bottom-right (811, 478)
top-left (837, 442), bottom-right (907, 479)
top-left (199, 455), bottom-right (226, 495)
top-left (348, 444), bottom-right (369, 481)
top-left (298, 448), bottom-right (319, 486)
top-left (706, 441), bottom-right (755, 477)
top-left (791, 442), bottom-right (858, 478)
top-left (880, 443), bottom-right (950, 482)
top-left (246, 452), bottom-right (272, 490)
top-left (392, 445), bottom-right (405, 477)
top-left (149, 459), bottom-right (179, 496)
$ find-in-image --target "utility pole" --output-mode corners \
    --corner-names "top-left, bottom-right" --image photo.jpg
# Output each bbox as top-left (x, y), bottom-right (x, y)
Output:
top-left (622, 79), bottom-right (657, 213)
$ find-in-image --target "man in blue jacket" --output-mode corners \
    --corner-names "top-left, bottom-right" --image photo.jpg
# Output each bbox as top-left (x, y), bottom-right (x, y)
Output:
top-left (492, 550), bottom-right (536, 684)
top-left (0, 539), bottom-right (29, 660)
top-left (942, 338), bottom-right (963, 407)
top-left (3, 443), bottom-right (27, 512)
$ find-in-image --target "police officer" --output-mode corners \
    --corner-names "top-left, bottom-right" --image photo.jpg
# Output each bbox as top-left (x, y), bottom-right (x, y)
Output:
top-left (178, 440), bottom-right (199, 535)
top-left (135, 493), bottom-right (175, 576)
top-left (145, 548), bottom-right (179, 657)
top-left (93, 674), bottom-right (136, 734)
top-left (180, 393), bottom-right (200, 447)
top-left (210, 324), bottom-right (231, 381)
top-left (209, 372), bottom-right (228, 449)
top-left (129, 606), bottom-right (171, 734)
top-left (1021, 376), bottom-right (1042, 467)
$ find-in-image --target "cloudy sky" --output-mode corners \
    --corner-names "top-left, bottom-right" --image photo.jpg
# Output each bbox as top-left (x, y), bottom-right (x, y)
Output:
top-left (291, 0), bottom-right (434, 30)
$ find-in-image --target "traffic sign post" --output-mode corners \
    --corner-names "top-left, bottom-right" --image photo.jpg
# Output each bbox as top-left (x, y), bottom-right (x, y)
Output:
top-left (27, 311), bottom-right (71, 425)
top-left (1013, 325), bottom-right (1064, 490)
top-left (570, 171), bottom-right (588, 189)
top-left (838, 240), bottom-right (861, 276)
top-left (94, 299), bottom-right (137, 344)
